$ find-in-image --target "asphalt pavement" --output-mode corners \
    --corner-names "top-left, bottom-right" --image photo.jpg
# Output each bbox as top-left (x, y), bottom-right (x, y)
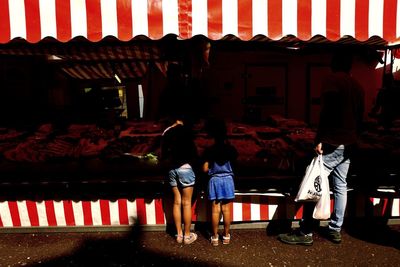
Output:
top-left (0, 220), bottom-right (399, 267)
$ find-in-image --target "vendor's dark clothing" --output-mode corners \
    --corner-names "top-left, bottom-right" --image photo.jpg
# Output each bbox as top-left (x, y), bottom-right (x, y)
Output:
top-left (315, 72), bottom-right (365, 146)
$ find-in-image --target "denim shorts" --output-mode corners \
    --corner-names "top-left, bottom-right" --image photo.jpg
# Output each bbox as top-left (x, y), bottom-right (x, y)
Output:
top-left (168, 165), bottom-right (195, 187)
top-left (208, 175), bottom-right (235, 201)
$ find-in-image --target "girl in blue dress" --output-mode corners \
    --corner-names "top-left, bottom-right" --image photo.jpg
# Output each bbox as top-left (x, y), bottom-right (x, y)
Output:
top-left (202, 119), bottom-right (238, 246)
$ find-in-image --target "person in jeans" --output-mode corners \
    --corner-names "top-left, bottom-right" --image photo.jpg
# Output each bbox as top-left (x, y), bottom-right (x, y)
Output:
top-left (161, 116), bottom-right (198, 245)
top-left (279, 51), bottom-right (365, 245)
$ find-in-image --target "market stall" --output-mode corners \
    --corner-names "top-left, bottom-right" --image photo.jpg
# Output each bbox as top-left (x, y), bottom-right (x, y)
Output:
top-left (0, 0), bottom-right (399, 228)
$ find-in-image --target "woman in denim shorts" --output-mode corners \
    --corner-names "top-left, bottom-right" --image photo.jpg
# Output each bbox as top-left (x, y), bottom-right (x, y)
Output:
top-left (161, 118), bottom-right (198, 245)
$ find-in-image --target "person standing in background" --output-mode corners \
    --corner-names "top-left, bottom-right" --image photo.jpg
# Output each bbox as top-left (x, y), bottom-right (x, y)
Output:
top-left (279, 51), bottom-right (365, 245)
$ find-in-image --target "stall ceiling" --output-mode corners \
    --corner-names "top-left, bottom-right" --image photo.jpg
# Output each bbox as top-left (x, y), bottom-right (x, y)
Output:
top-left (0, 0), bottom-right (397, 80)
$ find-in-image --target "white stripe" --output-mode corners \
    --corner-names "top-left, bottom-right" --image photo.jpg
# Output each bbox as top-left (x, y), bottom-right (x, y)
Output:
top-left (132, 0), bottom-right (148, 36)
top-left (340, 0), bottom-right (355, 37)
top-left (252, 0), bottom-right (268, 36)
top-left (101, 0), bottom-right (118, 38)
top-left (9, 0), bottom-right (26, 40)
top-left (392, 199), bottom-right (400, 216)
top-left (222, 0), bottom-right (238, 36)
top-left (36, 201), bottom-right (48, 227)
top-left (192, 0), bottom-right (208, 36)
top-left (311, 0), bottom-right (326, 37)
top-left (233, 202), bottom-right (242, 222)
top-left (72, 201), bottom-right (84, 226)
top-left (54, 201), bottom-right (66, 226)
top-left (91, 200), bottom-right (102, 226)
top-left (127, 200), bottom-right (138, 225)
top-left (0, 202), bottom-right (13, 227)
top-left (369, 0), bottom-right (383, 38)
top-left (268, 204), bottom-right (278, 220)
top-left (145, 200), bottom-right (156, 225)
top-left (39, 0), bottom-right (57, 39)
top-left (70, 0), bottom-right (87, 38)
top-left (162, 0), bottom-right (179, 35)
top-left (17, 201), bottom-right (30, 227)
top-left (282, 0), bottom-right (297, 37)
top-left (250, 197), bottom-right (260, 221)
top-left (109, 200), bottom-right (120, 225)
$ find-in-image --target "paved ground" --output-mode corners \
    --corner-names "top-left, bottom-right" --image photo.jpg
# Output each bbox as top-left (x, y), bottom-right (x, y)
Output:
top-left (0, 219), bottom-right (399, 267)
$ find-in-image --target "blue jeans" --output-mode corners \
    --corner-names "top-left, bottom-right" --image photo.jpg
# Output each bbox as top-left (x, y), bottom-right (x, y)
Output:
top-left (300, 144), bottom-right (351, 233)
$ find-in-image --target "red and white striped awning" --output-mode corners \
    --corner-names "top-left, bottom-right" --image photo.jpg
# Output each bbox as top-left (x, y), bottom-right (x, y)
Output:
top-left (0, 0), bottom-right (399, 46)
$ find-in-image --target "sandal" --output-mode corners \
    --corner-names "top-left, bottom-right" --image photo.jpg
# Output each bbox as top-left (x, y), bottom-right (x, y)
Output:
top-left (222, 234), bottom-right (231, 245)
top-left (175, 234), bottom-right (183, 244)
top-left (210, 235), bottom-right (219, 246)
top-left (183, 232), bottom-right (198, 245)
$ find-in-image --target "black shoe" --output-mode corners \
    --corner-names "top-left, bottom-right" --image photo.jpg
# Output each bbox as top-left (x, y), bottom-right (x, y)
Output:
top-left (278, 230), bottom-right (313, 246)
top-left (320, 227), bottom-right (342, 244)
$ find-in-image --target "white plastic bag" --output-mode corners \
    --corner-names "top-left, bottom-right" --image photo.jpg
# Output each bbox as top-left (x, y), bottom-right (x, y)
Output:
top-left (295, 155), bottom-right (331, 219)
top-left (295, 155), bottom-right (326, 202)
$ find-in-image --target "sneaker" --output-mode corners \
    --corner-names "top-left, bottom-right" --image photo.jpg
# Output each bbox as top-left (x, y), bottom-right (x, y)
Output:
top-left (183, 232), bottom-right (198, 245)
top-left (210, 235), bottom-right (219, 246)
top-left (324, 229), bottom-right (342, 244)
top-left (278, 230), bottom-right (313, 246)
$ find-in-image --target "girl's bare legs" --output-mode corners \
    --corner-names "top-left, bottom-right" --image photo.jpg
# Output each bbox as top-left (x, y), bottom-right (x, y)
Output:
top-left (172, 187), bottom-right (183, 237)
top-left (221, 201), bottom-right (232, 237)
top-left (211, 200), bottom-right (221, 238)
top-left (181, 186), bottom-right (194, 236)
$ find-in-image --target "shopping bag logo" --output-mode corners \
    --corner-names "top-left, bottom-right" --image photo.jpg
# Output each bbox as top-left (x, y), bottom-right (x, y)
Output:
top-left (314, 175), bottom-right (322, 192)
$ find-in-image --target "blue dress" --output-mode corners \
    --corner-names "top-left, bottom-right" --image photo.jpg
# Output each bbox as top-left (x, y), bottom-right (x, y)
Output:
top-left (207, 161), bottom-right (235, 201)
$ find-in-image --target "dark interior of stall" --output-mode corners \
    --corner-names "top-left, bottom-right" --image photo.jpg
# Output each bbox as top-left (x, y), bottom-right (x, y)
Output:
top-left (0, 36), bottom-right (399, 200)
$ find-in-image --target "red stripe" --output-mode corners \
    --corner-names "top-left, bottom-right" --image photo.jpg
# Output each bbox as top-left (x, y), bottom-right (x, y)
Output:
top-left (154, 199), bottom-right (165, 224)
top-left (297, 0), bottom-right (312, 40)
top-left (241, 196), bottom-right (251, 221)
top-left (100, 200), bottom-right (111, 225)
top-left (259, 196), bottom-right (269, 220)
top-left (55, 0), bottom-right (71, 42)
top-left (26, 201), bottom-right (39, 226)
top-left (148, 0), bottom-right (163, 39)
top-left (208, 0), bottom-right (222, 39)
top-left (238, 0), bottom-right (252, 40)
top-left (0, 214), bottom-right (3, 227)
top-left (63, 201), bottom-right (75, 226)
top-left (45, 201), bottom-right (57, 226)
top-left (326, 0), bottom-right (340, 40)
top-left (136, 198), bottom-right (147, 225)
top-left (191, 198), bottom-right (197, 222)
top-left (117, 0), bottom-right (132, 41)
top-left (382, 198), bottom-right (388, 216)
top-left (355, 0), bottom-right (369, 41)
top-left (295, 204), bottom-right (303, 219)
top-left (178, 0), bottom-right (190, 39)
top-left (118, 199), bottom-right (129, 225)
top-left (268, 0), bottom-right (282, 39)
top-left (0, 0), bottom-right (11, 43)
top-left (24, 0), bottom-right (41, 42)
top-left (383, 0), bottom-right (397, 43)
top-left (8, 201), bottom-right (21, 227)
top-left (82, 201), bottom-right (93, 226)
top-left (86, 0), bottom-right (102, 41)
